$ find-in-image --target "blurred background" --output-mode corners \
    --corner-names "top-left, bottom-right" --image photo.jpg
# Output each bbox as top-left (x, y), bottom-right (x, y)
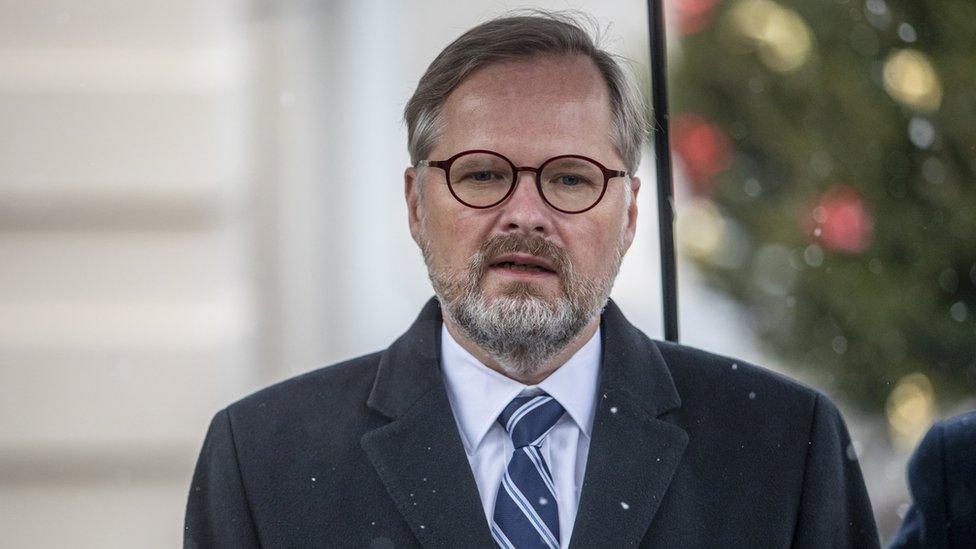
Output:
top-left (0, 0), bottom-right (972, 546)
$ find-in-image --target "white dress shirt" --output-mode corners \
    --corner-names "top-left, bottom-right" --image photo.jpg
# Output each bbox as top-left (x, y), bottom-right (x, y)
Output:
top-left (440, 323), bottom-right (601, 548)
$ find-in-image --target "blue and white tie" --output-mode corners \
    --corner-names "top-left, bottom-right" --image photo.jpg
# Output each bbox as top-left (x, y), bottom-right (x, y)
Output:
top-left (491, 393), bottom-right (566, 549)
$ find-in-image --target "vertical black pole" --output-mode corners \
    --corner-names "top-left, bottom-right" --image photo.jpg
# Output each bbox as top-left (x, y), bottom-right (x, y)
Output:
top-left (648, 0), bottom-right (680, 342)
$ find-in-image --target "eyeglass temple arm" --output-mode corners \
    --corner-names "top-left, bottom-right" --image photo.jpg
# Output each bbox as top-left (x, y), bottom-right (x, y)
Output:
top-left (416, 160), bottom-right (446, 169)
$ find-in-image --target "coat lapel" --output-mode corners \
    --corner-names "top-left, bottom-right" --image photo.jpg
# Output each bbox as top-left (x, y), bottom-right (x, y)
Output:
top-left (360, 297), bottom-right (688, 548)
top-left (360, 297), bottom-right (495, 547)
top-left (569, 300), bottom-right (688, 548)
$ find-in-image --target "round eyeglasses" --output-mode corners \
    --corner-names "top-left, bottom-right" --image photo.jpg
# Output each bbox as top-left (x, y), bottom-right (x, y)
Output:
top-left (417, 149), bottom-right (628, 214)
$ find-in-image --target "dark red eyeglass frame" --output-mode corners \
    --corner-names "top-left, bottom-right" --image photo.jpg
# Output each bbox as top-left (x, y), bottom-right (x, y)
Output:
top-left (417, 149), bottom-right (628, 214)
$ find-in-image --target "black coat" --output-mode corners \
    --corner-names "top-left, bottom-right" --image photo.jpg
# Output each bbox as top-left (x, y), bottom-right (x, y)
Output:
top-left (888, 411), bottom-right (976, 549)
top-left (185, 297), bottom-right (879, 548)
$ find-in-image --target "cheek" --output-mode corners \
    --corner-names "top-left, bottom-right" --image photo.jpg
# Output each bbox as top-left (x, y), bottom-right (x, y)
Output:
top-left (450, 214), bottom-right (490, 258)
top-left (567, 217), bottom-right (626, 271)
top-left (421, 193), bottom-right (456, 237)
top-left (424, 205), bottom-right (487, 263)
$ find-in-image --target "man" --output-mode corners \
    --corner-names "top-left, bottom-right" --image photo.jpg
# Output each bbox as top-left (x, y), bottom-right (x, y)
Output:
top-left (888, 411), bottom-right (976, 548)
top-left (185, 12), bottom-right (880, 548)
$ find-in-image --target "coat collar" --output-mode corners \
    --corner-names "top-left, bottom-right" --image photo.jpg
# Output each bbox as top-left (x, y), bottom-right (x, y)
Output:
top-left (365, 296), bottom-right (444, 420)
top-left (568, 298), bottom-right (688, 548)
top-left (360, 296), bottom-right (688, 547)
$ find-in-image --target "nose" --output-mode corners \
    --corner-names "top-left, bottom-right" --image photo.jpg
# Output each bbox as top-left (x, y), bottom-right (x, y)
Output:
top-left (498, 170), bottom-right (552, 235)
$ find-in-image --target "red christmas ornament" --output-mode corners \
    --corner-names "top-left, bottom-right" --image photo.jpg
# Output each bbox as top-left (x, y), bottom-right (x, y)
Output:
top-left (672, 113), bottom-right (734, 195)
top-left (805, 185), bottom-right (874, 253)
top-left (670, 0), bottom-right (720, 36)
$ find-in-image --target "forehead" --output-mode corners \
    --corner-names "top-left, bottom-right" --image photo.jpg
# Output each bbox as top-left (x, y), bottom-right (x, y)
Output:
top-left (437, 55), bottom-right (616, 163)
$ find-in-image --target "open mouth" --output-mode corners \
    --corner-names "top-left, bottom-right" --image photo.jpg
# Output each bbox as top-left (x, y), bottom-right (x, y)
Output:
top-left (492, 261), bottom-right (555, 273)
top-left (488, 254), bottom-right (558, 276)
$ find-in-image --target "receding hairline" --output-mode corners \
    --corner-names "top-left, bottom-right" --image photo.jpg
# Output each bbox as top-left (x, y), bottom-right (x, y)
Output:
top-left (441, 53), bottom-right (614, 123)
top-left (404, 10), bottom-right (649, 175)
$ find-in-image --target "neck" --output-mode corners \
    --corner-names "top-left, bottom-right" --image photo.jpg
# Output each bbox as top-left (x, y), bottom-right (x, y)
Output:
top-left (442, 314), bottom-right (600, 385)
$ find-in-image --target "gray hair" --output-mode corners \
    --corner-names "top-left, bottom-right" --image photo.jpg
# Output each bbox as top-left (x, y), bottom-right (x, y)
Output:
top-left (404, 10), bottom-right (649, 176)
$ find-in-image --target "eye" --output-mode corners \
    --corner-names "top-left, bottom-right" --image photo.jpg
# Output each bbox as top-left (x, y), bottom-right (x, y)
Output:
top-left (460, 170), bottom-right (506, 183)
top-left (554, 174), bottom-right (593, 187)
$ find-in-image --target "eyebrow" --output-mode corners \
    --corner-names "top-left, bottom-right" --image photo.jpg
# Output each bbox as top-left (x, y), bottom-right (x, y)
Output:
top-left (545, 158), bottom-right (593, 169)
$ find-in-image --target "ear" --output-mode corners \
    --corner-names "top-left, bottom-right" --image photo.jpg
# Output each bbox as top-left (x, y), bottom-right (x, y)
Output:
top-left (623, 176), bottom-right (641, 250)
top-left (405, 166), bottom-right (423, 245)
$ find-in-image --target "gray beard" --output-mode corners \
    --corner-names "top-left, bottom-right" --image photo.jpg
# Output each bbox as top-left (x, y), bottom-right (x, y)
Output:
top-left (420, 232), bottom-right (625, 380)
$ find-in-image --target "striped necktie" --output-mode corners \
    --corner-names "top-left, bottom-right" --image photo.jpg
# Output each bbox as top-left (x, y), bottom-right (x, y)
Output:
top-left (491, 393), bottom-right (566, 549)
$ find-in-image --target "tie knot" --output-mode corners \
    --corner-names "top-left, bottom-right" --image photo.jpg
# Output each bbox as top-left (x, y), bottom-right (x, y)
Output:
top-left (497, 393), bottom-right (565, 448)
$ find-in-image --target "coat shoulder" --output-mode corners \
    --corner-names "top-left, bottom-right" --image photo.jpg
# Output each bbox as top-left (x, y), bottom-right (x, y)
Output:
top-left (918, 410), bottom-right (976, 489)
top-left (651, 339), bottom-right (825, 422)
top-left (224, 350), bottom-right (385, 431)
top-left (936, 409), bottom-right (976, 446)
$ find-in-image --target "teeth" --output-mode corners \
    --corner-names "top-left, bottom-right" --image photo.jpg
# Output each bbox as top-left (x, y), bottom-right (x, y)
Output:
top-left (497, 261), bottom-right (547, 272)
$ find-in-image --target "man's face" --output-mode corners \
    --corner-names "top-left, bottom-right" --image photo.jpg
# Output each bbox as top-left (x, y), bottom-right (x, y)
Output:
top-left (405, 55), bottom-right (640, 375)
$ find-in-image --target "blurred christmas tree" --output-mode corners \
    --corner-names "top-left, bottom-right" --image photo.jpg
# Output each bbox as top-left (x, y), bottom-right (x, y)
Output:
top-left (668, 0), bottom-right (976, 416)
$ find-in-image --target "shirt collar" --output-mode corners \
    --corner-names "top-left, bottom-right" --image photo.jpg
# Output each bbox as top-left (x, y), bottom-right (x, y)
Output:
top-left (440, 322), bottom-right (601, 454)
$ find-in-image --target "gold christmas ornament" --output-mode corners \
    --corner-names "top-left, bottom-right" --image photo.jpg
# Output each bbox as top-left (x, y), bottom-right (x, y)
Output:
top-left (676, 198), bottom-right (727, 259)
top-left (728, 0), bottom-right (814, 72)
top-left (885, 372), bottom-right (936, 452)
top-left (882, 49), bottom-right (943, 112)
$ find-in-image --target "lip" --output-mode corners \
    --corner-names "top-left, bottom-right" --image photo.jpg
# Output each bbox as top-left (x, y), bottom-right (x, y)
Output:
top-left (487, 253), bottom-right (558, 280)
top-left (489, 253), bottom-right (557, 273)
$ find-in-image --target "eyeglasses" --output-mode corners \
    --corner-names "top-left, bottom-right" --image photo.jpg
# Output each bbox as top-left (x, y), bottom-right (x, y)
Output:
top-left (417, 149), bottom-right (628, 214)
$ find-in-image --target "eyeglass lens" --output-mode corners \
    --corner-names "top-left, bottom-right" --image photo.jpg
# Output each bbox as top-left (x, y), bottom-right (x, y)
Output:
top-left (448, 152), bottom-right (605, 212)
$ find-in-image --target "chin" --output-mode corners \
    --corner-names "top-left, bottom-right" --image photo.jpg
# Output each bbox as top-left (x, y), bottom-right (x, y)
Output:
top-left (487, 280), bottom-right (560, 301)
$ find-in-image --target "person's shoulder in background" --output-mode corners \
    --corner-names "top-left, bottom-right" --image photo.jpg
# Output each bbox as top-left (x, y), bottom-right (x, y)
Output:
top-left (888, 410), bottom-right (976, 549)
